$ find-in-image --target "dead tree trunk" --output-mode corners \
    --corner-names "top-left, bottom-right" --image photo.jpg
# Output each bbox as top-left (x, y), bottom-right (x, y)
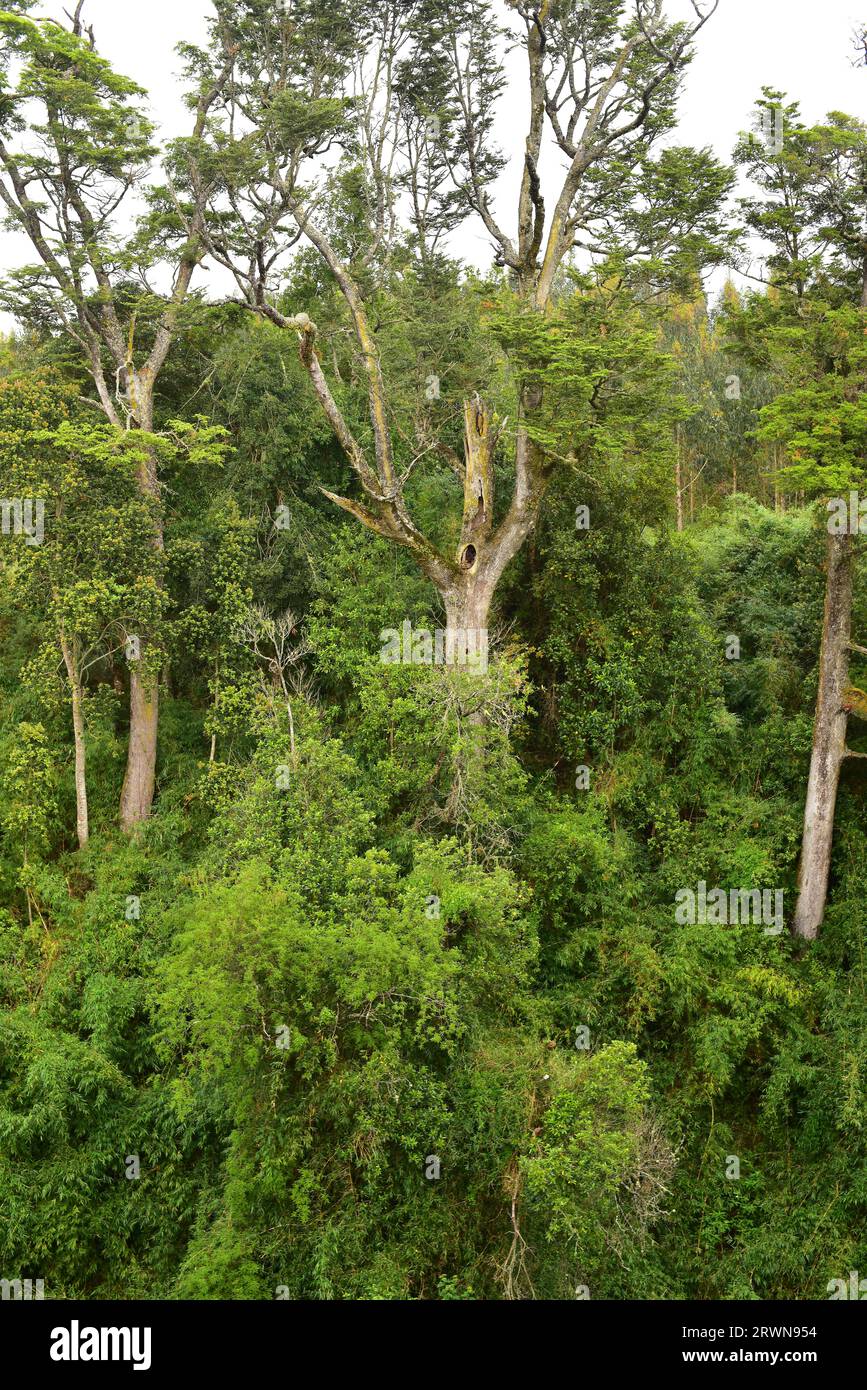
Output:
top-left (440, 395), bottom-right (547, 639)
top-left (196, 0), bottom-right (721, 678)
top-left (444, 399), bottom-right (498, 636)
top-left (269, 309), bottom-right (550, 659)
top-left (792, 531), bottom-right (854, 940)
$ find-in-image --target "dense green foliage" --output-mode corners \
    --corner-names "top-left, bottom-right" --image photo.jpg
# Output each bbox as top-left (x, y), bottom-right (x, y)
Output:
top-left (0, 1), bottom-right (865, 1303)
top-left (2, 313), bottom-right (865, 1298)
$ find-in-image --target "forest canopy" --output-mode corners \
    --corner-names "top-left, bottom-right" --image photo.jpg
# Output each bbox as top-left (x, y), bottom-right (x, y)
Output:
top-left (0, 0), bottom-right (866, 1304)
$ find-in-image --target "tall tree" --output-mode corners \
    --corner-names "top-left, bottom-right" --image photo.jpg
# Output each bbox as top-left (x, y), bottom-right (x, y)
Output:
top-left (184, 0), bottom-right (726, 641)
top-left (0, 3), bottom-right (232, 829)
top-left (732, 94), bottom-right (867, 939)
top-left (0, 374), bottom-right (163, 849)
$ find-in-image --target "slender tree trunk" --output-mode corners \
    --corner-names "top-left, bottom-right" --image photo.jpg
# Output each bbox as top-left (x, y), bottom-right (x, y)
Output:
top-left (792, 531), bottom-right (854, 940)
top-left (689, 468), bottom-right (695, 522)
top-left (59, 631), bottom-right (89, 849)
top-left (119, 374), bottom-right (162, 832)
top-left (675, 427), bottom-right (684, 532)
top-left (209, 670), bottom-right (219, 763)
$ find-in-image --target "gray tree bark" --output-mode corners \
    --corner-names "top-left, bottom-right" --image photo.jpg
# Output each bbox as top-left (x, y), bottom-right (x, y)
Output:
top-left (792, 531), bottom-right (854, 940)
top-left (60, 631), bottom-right (89, 849)
top-left (119, 372), bottom-right (162, 833)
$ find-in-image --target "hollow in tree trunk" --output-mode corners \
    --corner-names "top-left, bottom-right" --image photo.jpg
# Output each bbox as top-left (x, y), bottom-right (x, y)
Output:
top-left (441, 395), bottom-right (548, 648)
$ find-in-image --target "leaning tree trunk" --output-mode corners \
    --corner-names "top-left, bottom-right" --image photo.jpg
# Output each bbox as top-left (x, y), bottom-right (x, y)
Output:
top-left (119, 372), bottom-right (162, 832)
top-left (792, 531), bottom-right (854, 940)
top-left (60, 630), bottom-right (89, 849)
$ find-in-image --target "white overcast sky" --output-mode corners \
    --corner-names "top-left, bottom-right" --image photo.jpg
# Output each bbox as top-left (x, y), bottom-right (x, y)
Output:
top-left (1, 0), bottom-right (865, 329)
